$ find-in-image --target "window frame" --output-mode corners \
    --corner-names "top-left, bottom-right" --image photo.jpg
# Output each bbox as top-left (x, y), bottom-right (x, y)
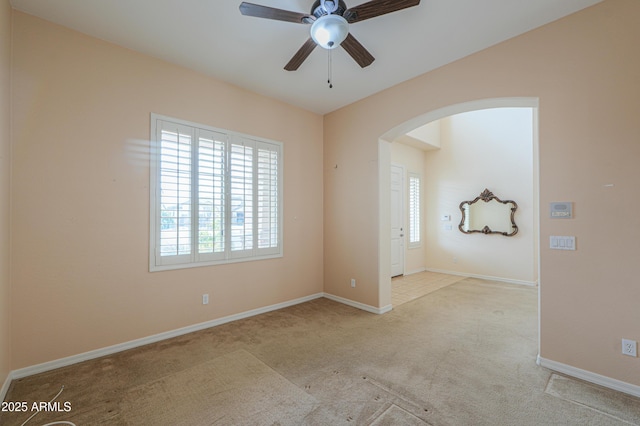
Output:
top-left (149, 113), bottom-right (283, 272)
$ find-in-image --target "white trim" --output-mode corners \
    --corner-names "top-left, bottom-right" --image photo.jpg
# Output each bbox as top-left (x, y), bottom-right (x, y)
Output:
top-left (424, 268), bottom-right (538, 287)
top-left (5, 292), bottom-right (396, 386)
top-left (533, 106), bottom-right (542, 366)
top-left (537, 355), bottom-right (640, 398)
top-left (323, 293), bottom-right (393, 315)
top-left (404, 267), bottom-right (427, 276)
top-left (10, 293), bottom-right (323, 380)
top-left (1, 372), bottom-right (12, 402)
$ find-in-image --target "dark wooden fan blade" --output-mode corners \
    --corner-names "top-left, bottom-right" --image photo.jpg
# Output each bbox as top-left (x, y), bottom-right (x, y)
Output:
top-left (284, 38), bottom-right (318, 71)
top-left (344, 0), bottom-right (420, 23)
top-left (341, 33), bottom-right (375, 68)
top-left (239, 2), bottom-right (315, 24)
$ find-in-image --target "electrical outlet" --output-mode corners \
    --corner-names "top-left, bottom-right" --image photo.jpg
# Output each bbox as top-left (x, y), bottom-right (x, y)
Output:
top-left (350, 279), bottom-right (356, 288)
top-left (202, 294), bottom-right (209, 305)
top-left (622, 339), bottom-right (637, 357)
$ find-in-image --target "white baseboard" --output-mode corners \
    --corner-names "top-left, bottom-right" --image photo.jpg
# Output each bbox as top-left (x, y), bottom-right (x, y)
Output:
top-left (10, 293), bottom-right (324, 381)
top-left (323, 293), bottom-right (392, 315)
top-left (537, 355), bottom-right (640, 398)
top-left (425, 268), bottom-right (538, 287)
top-left (404, 267), bottom-right (427, 276)
top-left (5, 291), bottom-right (393, 390)
top-left (1, 371), bottom-right (12, 402)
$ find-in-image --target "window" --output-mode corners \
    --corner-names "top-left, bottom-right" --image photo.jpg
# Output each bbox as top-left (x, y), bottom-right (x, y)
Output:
top-left (408, 173), bottom-right (421, 247)
top-left (150, 114), bottom-right (282, 271)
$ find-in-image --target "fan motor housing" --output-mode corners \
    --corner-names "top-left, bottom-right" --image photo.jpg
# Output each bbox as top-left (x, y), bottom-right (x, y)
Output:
top-left (311, 0), bottom-right (348, 18)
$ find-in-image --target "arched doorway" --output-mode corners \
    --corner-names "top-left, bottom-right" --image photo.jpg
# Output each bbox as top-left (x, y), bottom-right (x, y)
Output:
top-left (377, 97), bottom-right (540, 346)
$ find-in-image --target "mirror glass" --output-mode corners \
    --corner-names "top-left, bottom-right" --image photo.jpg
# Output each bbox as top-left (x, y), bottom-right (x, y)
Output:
top-left (459, 189), bottom-right (518, 236)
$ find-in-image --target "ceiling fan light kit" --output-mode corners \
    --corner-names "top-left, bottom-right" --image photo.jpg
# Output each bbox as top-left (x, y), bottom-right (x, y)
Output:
top-left (310, 15), bottom-right (349, 49)
top-left (239, 0), bottom-right (421, 81)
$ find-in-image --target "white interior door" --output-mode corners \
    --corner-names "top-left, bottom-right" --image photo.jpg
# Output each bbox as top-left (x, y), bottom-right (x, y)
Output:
top-left (390, 165), bottom-right (404, 277)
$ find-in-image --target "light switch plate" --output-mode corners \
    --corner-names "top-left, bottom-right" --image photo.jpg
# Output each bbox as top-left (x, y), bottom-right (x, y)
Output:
top-left (550, 236), bottom-right (576, 250)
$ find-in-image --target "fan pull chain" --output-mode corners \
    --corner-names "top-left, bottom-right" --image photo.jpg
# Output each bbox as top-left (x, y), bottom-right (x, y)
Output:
top-left (328, 48), bottom-right (333, 89)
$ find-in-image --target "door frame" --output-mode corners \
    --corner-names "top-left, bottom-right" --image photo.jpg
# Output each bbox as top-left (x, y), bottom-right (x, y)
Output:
top-left (390, 163), bottom-right (405, 278)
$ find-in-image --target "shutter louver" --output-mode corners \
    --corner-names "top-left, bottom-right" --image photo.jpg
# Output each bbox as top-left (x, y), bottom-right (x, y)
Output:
top-left (159, 124), bottom-right (193, 259)
top-left (197, 131), bottom-right (226, 258)
top-left (409, 174), bottom-right (420, 246)
top-left (257, 144), bottom-right (279, 250)
top-left (230, 141), bottom-right (254, 255)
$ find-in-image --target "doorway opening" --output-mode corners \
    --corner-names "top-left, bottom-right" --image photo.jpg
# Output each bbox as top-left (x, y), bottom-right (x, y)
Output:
top-left (379, 98), bottom-right (540, 324)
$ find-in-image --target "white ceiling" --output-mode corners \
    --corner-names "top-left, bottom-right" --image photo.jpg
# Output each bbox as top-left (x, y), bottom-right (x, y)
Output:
top-left (10, 0), bottom-right (602, 115)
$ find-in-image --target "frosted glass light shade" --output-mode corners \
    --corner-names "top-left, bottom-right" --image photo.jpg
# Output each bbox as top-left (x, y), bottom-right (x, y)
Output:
top-left (310, 15), bottom-right (349, 49)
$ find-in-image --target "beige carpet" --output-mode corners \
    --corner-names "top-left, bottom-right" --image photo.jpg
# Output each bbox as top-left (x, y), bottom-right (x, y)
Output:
top-left (2, 277), bottom-right (639, 425)
top-left (545, 373), bottom-right (640, 424)
top-left (369, 404), bottom-right (428, 425)
top-left (121, 349), bottom-right (317, 425)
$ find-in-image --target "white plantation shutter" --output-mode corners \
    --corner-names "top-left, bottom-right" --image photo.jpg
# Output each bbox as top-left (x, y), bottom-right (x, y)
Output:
top-left (256, 142), bottom-right (280, 253)
top-left (229, 140), bottom-right (254, 258)
top-left (408, 174), bottom-right (421, 247)
top-left (150, 114), bottom-right (283, 271)
top-left (156, 121), bottom-right (194, 266)
top-left (196, 130), bottom-right (227, 262)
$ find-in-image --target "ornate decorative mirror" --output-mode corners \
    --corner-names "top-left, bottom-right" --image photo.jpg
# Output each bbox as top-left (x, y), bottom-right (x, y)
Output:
top-left (459, 189), bottom-right (518, 236)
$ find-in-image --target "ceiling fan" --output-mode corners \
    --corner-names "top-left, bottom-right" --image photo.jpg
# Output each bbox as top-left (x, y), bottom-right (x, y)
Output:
top-left (239, 0), bottom-right (421, 71)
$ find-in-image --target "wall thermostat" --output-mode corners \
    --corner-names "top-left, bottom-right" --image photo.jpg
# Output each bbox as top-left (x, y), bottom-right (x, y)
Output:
top-left (550, 202), bottom-right (573, 219)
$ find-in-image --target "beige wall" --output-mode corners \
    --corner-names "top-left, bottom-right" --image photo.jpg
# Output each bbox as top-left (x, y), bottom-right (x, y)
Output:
top-left (424, 108), bottom-right (536, 284)
top-left (324, 0), bottom-right (640, 386)
top-left (6, 0), bottom-right (640, 391)
top-left (11, 12), bottom-right (323, 369)
top-left (0, 0), bottom-right (12, 388)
